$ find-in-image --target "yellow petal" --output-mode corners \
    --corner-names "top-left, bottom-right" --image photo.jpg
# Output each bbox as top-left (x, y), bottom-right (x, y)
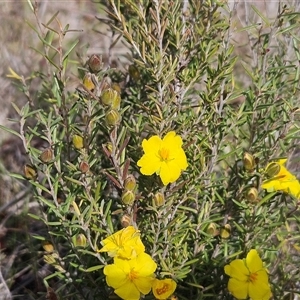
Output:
top-left (160, 161), bottom-right (181, 185)
top-left (137, 154), bottom-right (161, 175)
top-left (142, 136), bottom-right (162, 154)
top-left (227, 278), bottom-right (248, 299)
top-left (246, 249), bottom-right (263, 273)
top-left (104, 264), bottom-right (128, 288)
top-left (114, 281), bottom-right (141, 300)
top-left (224, 259), bottom-right (249, 281)
top-left (248, 280), bottom-right (271, 300)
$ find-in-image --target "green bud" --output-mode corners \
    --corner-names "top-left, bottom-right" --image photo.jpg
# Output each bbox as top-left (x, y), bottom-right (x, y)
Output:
top-left (153, 192), bottom-right (165, 207)
top-left (83, 72), bottom-right (95, 91)
top-left (100, 88), bottom-right (120, 108)
top-left (265, 162), bottom-right (280, 178)
top-left (245, 187), bottom-right (259, 204)
top-left (87, 54), bottom-right (102, 73)
top-left (243, 152), bottom-right (256, 171)
top-left (122, 190), bottom-right (135, 205)
top-left (72, 234), bottom-right (87, 248)
top-left (111, 82), bottom-right (121, 94)
top-left (128, 64), bottom-right (140, 81)
top-left (124, 175), bottom-right (136, 191)
top-left (220, 224), bottom-right (231, 239)
top-left (73, 135), bottom-right (84, 149)
top-left (105, 109), bottom-right (121, 126)
top-left (207, 223), bottom-right (218, 236)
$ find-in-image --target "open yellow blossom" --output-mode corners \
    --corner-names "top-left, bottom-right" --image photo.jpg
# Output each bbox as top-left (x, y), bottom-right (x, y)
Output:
top-left (137, 131), bottom-right (188, 185)
top-left (152, 278), bottom-right (177, 299)
top-left (224, 249), bottom-right (271, 300)
top-left (98, 226), bottom-right (145, 259)
top-left (262, 159), bottom-right (300, 198)
top-left (104, 253), bottom-right (157, 300)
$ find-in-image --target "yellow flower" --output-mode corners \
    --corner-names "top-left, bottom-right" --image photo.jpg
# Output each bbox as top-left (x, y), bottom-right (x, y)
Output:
top-left (152, 278), bottom-right (177, 300)
top-left (104, 253), bottom-right (157, 300)
top-left (224, 249), bottom-right (271, 300)
top-left (137, 131), bottom-right (188, 185)
top-left (98, 226), bottom-right (145, 259)
top-left (262, 159), bottom-right (300, 198)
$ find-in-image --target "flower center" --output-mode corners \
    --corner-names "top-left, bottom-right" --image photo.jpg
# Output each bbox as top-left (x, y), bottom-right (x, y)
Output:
top-left (159, 147), bottom-right (170, 161)
top-left (128, 269), bottom-right (139, 281)
top-left (249, 272), bottom-right (258, 283)
top-left (156, 283), bottom-right (169, 295)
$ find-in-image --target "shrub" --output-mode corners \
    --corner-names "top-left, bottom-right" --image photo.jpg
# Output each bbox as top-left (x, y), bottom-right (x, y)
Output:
top-left (3, 0), bottom-right (300, 299)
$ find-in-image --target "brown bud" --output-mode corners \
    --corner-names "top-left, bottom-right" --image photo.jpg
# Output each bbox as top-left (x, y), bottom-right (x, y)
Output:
top-left (72, 135), bottom-right (84, 149)
top-left (105, 109), bottom-right (121, 126)
top-left (24, 164), bottom-right (37, 180)
top-left (124, 175), bottom-right (136, 191)
top-left (40, 148), bottom-right (53, 163)
top-left (79, 161), bottom-right (89, 173)
top-left (121, 214), bottom-right (132, 228)
top-left (87, 54), bottom-right (102, 73)
top-left (153, 192), bottom-right (165, 207)
top-left (121, 190), bottom-right (135, 205)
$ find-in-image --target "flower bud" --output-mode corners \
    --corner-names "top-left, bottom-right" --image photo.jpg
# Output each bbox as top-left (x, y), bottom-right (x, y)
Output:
top-left (245, 187), bottom-right (259, 204)
top-left (87, 54), bottom-right (102, 73)
top-left (72, 234), bottom-right (87, 248)
top-left (79, 161), bottom-right (89, 173)
top-left (121, 190), bottom-right (135, 205)
top-left (207, 223), bottom-right (218, 236)
top-left (72, 135), bottom-right (84, 149)
top-left (83, 72), bottom-right (95, 91)
top-left (220, 224), bottom-right (231, 239)
top-left (42, 241), bottom-right (54, 253)
top-left (100, 88), bottom-right (120, 107)
top-left (24, 164), bottom-right (37, 180)
top-left (102, 142), bottom-right (113, 157)
top-left (121, 214), bottom-right (132, 228)
top-left (111, 82), bottom-right (121, 94)
top-left (40, 148), bottom-right (53, 163)
top-left (124, 175), bottom-right (136, 191)
top-left (243, 152), bottom-right (256, 171)
top-left (153, 192), bottom-right (165, 207)
top-left (128, 64), bottom-right (140, 81)
top-left (105, 109), bottom-right (121, 126)
top-left (265, 162), bottom-right (280, 178)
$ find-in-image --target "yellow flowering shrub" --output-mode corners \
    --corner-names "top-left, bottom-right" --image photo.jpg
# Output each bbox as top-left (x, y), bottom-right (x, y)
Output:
top-left (3, 0), bottom-right (300, 299)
